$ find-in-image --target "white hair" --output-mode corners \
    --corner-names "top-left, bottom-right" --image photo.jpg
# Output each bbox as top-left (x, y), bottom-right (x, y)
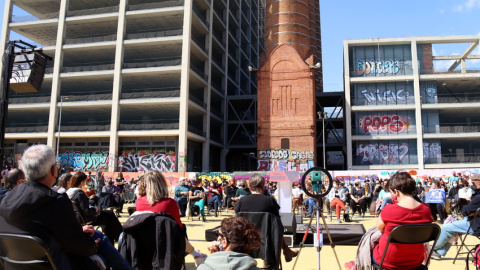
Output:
top-left (21, 144), bottom-right (56, 182)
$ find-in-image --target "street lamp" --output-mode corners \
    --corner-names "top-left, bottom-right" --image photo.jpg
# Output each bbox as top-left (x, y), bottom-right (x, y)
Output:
top-left (317, 111), bottom-right (328, 169)
top-left (56, 96), bottom-right (69, 160)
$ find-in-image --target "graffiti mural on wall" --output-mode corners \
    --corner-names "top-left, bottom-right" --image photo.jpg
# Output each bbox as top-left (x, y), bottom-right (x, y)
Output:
top-left (424, 143), bottom-right (441, 159)
top-left (425, 87), bottom-right (437, 103)
top-left (257, 149), bottom-right (314, 172)
top-left (357, 143), bottom-right (409, 164)
top-left (58, 151), bottom-right (109, 171)
top-left (361, 89), bottom-right (411, 103)
top-left (359, 114), bottom-right (411, 134)
top-left (118, 149), bottom-right (176, 172)
top-left (355, 60), bottom-right (406, 76)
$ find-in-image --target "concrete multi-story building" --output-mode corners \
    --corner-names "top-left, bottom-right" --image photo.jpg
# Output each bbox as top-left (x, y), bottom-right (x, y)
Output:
top-left (0, 0), bottom-right (264, 172)
top-left (344, 35), bottom-right (480, 170)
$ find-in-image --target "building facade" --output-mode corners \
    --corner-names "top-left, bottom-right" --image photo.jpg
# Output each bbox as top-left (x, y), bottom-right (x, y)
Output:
top-left (345, 35), bottom-right (480, 170)
top-left (1, 0), bottom-right (263, 172)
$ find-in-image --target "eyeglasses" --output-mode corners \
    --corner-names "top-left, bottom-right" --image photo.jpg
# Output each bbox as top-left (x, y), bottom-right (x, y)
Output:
top-left (215, 230), bottom-right (225, 239)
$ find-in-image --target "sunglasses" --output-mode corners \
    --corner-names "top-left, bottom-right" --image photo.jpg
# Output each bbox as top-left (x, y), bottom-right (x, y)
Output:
top-left (215, 230), bottom-right (225, 239)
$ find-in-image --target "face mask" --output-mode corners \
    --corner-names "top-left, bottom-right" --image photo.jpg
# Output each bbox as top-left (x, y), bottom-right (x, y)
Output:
top-left (210, 184), bottom-right (214, 187)
top-left (333, 184), bottom-right (338, 188)
top-left (216, 239), bottom-right (224, 251)
top-left (453, 183), bottom-right (458, 187)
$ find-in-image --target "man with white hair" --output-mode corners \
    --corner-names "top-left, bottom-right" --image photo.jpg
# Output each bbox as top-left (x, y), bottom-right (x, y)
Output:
top-left (174, 177), bottom-right (191, 217)
top-left (0, 144), bottom-right (132, 269)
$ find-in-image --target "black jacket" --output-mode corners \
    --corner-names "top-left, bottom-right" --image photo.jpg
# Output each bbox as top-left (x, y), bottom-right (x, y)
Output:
top-left (0, 181), bottom-right (98, 269)
top-left (68, 188), bottom-right (97, 224)
top-left (236, 212), bottom-right (283, 269)
top-left (119, 212), bottom-right (186, 270)
top-left (462, 189), bottom-right (480, 234)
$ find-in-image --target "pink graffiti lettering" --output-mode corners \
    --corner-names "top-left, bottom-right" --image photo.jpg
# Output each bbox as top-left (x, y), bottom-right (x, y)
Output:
top-left (359, 114), bottom-right (410, 134)
top-left (357, 144), bottom-right (409, 164)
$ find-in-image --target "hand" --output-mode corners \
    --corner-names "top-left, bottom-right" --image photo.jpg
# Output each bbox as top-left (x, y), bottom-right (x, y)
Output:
top-left (82, 225), bottom-right (95, 236)
top-left (206, 241), bottom-right (219, 254)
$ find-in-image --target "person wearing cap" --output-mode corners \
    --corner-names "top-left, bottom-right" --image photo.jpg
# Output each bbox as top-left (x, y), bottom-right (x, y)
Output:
top-left (432, 176), bottom-right (480, 260)
top-left (291, 182), bottom-right (303, 213)
top-left (174, 177), bottom-right (191, 217)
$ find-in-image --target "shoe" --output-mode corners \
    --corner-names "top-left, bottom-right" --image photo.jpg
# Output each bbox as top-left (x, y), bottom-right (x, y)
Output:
top-left (215, 212), bottom-right (218, 217)
top-left (439, 219), bottom-right (444, 224)
top-left (337, 218), bottom-right (342, 223)
top-left (194, 252), bottom-right (208, 267)
top-left (202, 214), bottom-right (206, 222)
top-left (228, 207), bottom-right (234, 210)
top-left (283, 249), bottom-right (298, 262)
top-left (431, 250), bottom-right (441, 260)
top-left (345, 208), bottom-right (350, 214)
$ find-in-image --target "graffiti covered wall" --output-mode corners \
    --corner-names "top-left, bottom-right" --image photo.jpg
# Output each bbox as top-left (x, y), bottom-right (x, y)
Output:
top-left (118, 149), bottom-right (176, 172)
top-left (356, 143), bottom-right (410, 164)
top-left (359, 114), bottom-right (411, 134)
top-left (257, 149), bottom-right (315, 172)
top-left (58, 151), bottom-right (109, 171)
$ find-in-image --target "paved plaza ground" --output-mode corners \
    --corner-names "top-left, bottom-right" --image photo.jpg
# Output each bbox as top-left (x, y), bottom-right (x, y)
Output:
top-left (117, 204), bottom-right (476, 270)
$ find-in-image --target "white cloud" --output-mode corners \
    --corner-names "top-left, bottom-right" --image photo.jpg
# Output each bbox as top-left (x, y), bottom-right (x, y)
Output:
top-left (453, 0), bottom-right (480, 12)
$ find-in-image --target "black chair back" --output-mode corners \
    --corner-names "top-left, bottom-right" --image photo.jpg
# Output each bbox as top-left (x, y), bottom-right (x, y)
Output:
top-left (378, 223), bottom-right (441, 269)
top-left (237, 212), bottom-right (283, 270)
top-left (0, 233), bottom-right (58, 270)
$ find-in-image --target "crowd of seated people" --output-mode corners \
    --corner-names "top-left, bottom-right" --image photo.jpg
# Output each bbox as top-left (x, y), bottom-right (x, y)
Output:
top-left (0, 145), bottom-right (132, 270)
top-left (4, 146), bottom-right (480, 270)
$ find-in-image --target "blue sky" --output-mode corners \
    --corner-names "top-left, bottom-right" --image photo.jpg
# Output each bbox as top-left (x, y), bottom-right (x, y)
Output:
top-left (1, 0), bottom-right (479, 92)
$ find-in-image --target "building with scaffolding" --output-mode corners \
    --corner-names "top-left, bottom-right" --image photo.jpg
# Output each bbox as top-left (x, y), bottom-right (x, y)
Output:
top-left (344, 35), bottom-right (480, 170)
top-left (0, 0), bottom-right (264, 172)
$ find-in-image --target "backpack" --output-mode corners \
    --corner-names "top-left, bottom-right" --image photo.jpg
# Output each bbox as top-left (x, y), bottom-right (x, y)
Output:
top-left (467, 244), bottom-right (480, 270)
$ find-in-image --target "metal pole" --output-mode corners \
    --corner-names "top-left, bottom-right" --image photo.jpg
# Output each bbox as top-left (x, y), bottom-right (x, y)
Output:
top-left (56, 96), bottom-right (63, 159)
top-left (0, 41), bottom-right (16, 169)
top-left (322, 113), bottom-right (326, 169)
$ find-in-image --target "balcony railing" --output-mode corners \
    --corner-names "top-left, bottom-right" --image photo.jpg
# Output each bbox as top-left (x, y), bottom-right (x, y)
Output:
top-left (5, 125), bottom-right (48, 133)
top-left (421, 96), bottom-right (480, 104)
top-left (58, 124), bottom-right (111, 132)
top-left (65, 33), bottom-right (117, 45)
top-left (9, 95), bottom-right (51, 104)
top-left (128, 0), bottom-right (184, 11)
top-left (424, 125), bottom-right (480, 134)
top-left (425, 154), bottom-right (480, 164)
top-left (60, 63), bottom-right (115, 73)
top-left (188, 125), bottom-right (206, 137)
top-left (122, 57), bottom-right (181, 69)
top-left (126, 28), bottom-right (182, 40)
top-left (122, 88), bottom-right (180, 99)
top-left (67, 6), bottom-right (119, 17)
top-left (120, 121), bottom-right (179, 130)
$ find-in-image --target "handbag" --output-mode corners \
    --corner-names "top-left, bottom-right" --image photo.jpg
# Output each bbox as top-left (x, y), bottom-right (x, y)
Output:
top-left (343, 213), bottom-right (352, 222)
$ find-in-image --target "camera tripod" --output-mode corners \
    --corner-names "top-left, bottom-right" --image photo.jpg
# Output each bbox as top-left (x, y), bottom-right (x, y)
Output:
top-left (292, 198), bottom-right (342, 270)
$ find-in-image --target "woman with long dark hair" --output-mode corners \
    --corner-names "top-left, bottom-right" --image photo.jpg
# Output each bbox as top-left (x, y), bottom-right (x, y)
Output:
top-left (207, 180), bottom-right (222, 217)
top-left (67, 172), bottom-right (123, 244)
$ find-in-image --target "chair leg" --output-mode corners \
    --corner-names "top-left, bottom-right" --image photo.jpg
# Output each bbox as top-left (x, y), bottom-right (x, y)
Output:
top-left (453, 233), bottom-right (468, 264)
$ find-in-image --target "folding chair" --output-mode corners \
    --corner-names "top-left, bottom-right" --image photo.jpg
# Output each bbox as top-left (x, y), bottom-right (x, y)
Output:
top-left (0, 233), bottom-right (58, 270)
top-left (453, 208), bottom-right (480, 264)
top-left (372, 223), bottom-right (441, 270)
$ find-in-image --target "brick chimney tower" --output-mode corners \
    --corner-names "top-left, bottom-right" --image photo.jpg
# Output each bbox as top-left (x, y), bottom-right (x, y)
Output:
top-left (256, 0), bottom-right (322, 171)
